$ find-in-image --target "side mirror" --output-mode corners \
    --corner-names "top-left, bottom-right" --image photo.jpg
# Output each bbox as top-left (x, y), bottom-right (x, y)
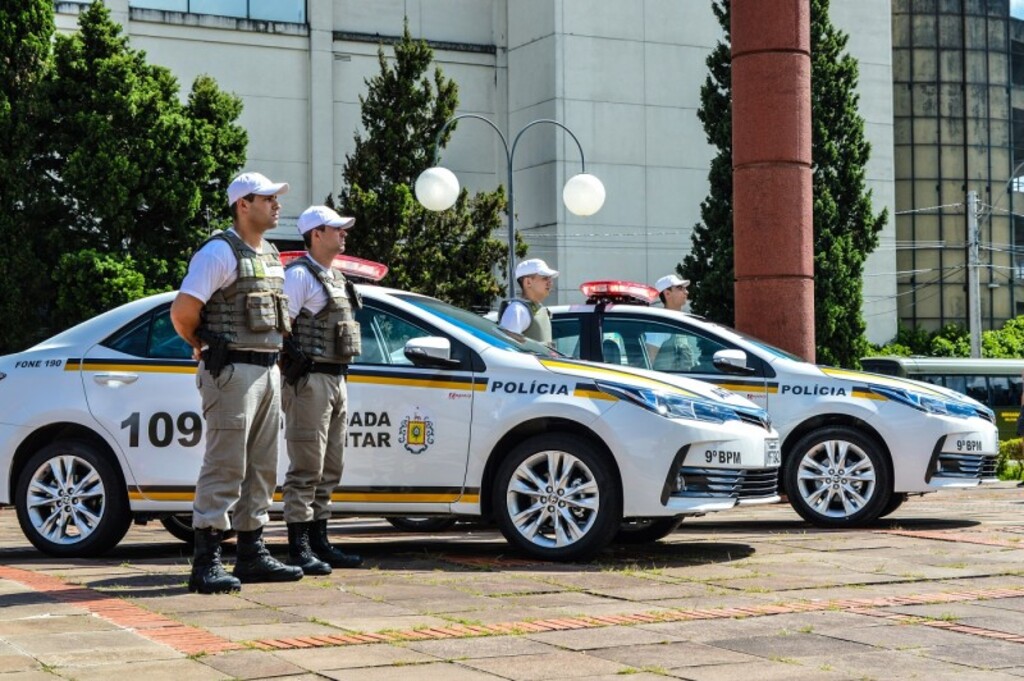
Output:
top-left (713, 348), bottom-right (755, 376)
top-left (404, 337), bottom-right (461, 369)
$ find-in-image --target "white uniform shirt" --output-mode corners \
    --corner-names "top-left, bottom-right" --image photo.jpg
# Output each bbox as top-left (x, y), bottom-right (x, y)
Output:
top-left (499, 300), bottom-right (533, 334)
top-left (283, 254), bottom-right (332, 319)
top-left (179, 229), bottom-right (279, 304)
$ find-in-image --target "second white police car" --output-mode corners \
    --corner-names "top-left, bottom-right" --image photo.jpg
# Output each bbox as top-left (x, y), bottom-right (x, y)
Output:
top-left (550, 280), bottom-right (1000, 527)
top-left (0, 261), bottom-right (780, 561)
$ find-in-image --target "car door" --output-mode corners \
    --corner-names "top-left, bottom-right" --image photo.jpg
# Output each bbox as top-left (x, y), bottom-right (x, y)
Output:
top-left (80, 303), bottom-right (203, 499)
top-left (596, 314), bottom-right (772, 408)
top-left (330, 301), bottom-right (476, 513)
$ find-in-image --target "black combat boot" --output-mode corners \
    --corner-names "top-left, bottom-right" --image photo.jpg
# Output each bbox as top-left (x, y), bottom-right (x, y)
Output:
top-left (232, 527), bottom-right (304, 583)
top-left (286, 522), bottom-right (332, 575)
top-left (189, 528), bottom-right (241, 594)
top-left (309, 518), bottom-right (363, 568)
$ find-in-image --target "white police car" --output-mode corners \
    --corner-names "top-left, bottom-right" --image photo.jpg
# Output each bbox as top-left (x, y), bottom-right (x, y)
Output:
top-left (550, 281), bottom-right (1000, 528)
top-left (0, 262), bottom-right (780, 561)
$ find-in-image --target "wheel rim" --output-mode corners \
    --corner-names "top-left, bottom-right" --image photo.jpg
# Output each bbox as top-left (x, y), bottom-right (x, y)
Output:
top-left (25, 454), bottom-right (106, 545)
top-left (795, 439), bottom-right (876, 518)
top-left (506, 449), bottom-right (599, 548)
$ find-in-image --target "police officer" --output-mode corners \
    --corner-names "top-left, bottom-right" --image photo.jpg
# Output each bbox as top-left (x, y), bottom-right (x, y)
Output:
top-left (652, 274), bottom-right (694, 371)
top-left (655, 274), bottom-right (690, 312)
top-left (170, 171), bottom-right (303, 594)
top-left (280, 206), bottom-right (363, 574)
top-left (499, 258), bottom-right (558, 346)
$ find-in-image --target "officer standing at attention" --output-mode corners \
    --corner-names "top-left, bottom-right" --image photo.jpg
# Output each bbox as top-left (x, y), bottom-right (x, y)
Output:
top-left (655, 274), bottom-right (690, 312)
top-left (498, 258), bottom-right (558, 346)
top-left (170, 171), bottom-right (304, 594)
top-left (280, 205), bottom-right (364, 574)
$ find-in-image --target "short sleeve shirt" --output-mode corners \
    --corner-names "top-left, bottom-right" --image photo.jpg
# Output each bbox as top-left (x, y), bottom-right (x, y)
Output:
top-left (499, 300), bottom-right (532, 334)
top-left (283, 254), bottom-right (332, 319)
top-left (178, 229), bottom-right (270, 304)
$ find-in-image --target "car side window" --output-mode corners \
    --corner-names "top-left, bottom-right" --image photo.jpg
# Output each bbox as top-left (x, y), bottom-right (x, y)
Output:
top-left (104, 306), bottom-right (191, 360)
top-left (552, 317), bottom-right (583, 358)
top-left (354, 306), bottom-right (431, 366)
top-left (601, 317), bottom-right (733, 376)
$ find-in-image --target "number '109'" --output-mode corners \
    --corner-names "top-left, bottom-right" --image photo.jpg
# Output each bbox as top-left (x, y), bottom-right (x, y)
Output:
top-left (120, 411), bottom-right (202, 448)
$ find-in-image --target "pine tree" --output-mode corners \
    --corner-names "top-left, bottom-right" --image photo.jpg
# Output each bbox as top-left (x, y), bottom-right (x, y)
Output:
top-left (683, 0), bottom-right (886, 367)
top-left (337, 24), bottom-right (516, 310)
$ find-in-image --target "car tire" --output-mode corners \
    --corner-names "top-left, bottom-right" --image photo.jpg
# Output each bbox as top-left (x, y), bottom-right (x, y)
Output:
top-left (493, 434), bottom-right (620, 561)
top-left (783, 426), bottom-right (892, 528)
top-left (386, 517), bottom-right (458, 533)
top-left (159, 514), bottom-right (235, 544)
top-left (879, 492), bottom-right (908, 518)
top-left (613, 517), bottom-right (683, 544)
top-left (15, 439), bottom-right (131, 558)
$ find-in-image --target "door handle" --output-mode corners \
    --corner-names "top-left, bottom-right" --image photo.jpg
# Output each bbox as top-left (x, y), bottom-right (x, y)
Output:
top-left (93, 372), bottom-right (139, 386)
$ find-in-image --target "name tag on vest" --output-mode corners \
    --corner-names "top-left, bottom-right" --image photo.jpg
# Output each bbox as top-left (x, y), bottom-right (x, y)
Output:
top-left (263, 264), bottom-right (285, 279)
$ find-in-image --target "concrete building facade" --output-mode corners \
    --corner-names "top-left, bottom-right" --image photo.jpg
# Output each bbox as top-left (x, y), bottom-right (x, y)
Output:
top-left (54, 0), bottom-right (897, 343)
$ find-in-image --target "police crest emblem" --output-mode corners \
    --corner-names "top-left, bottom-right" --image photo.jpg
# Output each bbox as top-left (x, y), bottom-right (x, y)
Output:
top-left (399, 410), bottom-right (435, 454)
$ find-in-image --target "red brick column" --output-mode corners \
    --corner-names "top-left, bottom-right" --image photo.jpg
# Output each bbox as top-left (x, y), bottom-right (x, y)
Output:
top-left (732, 0), bottom-right (815, 361)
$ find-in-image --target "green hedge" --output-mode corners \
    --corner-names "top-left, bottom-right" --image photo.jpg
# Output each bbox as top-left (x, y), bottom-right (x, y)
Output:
top-left (997, 438), bottom-right (1024, 480)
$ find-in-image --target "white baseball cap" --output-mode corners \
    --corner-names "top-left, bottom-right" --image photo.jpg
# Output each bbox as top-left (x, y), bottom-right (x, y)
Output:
top-left (515, 258), bottom-right (559, 279)
top-left (655, 274), bottom-right (690, 293)
top-left (227, 171), bottom-right (290, 206)
top-left (297, 205), bottom-right (355, 235)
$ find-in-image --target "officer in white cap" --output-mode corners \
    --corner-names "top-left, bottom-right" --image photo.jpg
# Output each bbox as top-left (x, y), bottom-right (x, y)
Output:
top-left (655, 274), bottom-right (690, 312)
top-left (499, 258), bottom-right (559, 346)
top-left (171, 171), bottom-right (303, 594)
top-left (652, 274), bottom-right (694, 371)
top-left (280, 206), bottom-right (363, 574)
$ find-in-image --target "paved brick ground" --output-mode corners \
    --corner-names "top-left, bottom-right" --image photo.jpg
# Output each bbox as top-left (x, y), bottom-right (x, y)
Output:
top-left (1, 483), bottom-right (1023, 680)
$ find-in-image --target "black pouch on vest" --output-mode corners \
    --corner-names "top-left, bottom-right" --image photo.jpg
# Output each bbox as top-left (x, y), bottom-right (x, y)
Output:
top-left (245, 291), bottom-right (277, 332)
top-left (336, 320), bottom-right (361, 357)
top-left (276, 294), bottom-right (291, 333)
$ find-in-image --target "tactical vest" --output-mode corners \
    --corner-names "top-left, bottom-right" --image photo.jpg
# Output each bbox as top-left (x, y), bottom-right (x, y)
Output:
top-left (500, 298), bottom-right (552, 346)
top-left (288, 257), bottom-right (361, 364)
top-left (199, 231), bottom-right (289, 351)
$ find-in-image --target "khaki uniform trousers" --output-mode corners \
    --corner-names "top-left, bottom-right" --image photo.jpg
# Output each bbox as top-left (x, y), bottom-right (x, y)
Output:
top-left (282, 371), bottom-right (348, 523)
top-left (192, 360), bottom-right (281, 532)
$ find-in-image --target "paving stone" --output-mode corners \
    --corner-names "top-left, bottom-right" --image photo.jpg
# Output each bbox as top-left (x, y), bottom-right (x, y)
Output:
top-left (815, 620), bottom-right (981, 650)
top-left (404, 634), bottom-right (560, 659)
top-left (273, 642), bottom-right (437, 671)
top-left (525, 624), bottom-right (681, 651)
top-left (0, 613), bottom-right (120, 636)
top-left (57, 657), bottom-right (232, 680)
top-left (199, 649), bottom-right (307, 679)
top-left (320, 661), bottom-right (505, 680)
top-left (204, 620), bottom-right (342, 642)
top-left (3, 630), bottom-right (181, 667)
top-left (801, 648), bottom-right (1023, 680)
top-left (704, 632), bottom-right (876, 660)
top-left (458, 651), bottom-right (627, 680)
top-left (917, 640), bottom-right (1024, 669)
top-left (586, 640), bottom-right (760, 668)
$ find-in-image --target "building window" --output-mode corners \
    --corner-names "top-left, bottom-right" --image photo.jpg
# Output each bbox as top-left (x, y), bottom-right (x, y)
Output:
top-left (1014, 108), bottom-right (1024, 168)
top-left (128, 0), bottom-right (306, 24)
top-left (1013, 39), bottom-right (1024, 86)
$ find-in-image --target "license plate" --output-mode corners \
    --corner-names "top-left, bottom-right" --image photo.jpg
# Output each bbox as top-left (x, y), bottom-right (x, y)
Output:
top-left (765, 438), bottom-right (781, 466)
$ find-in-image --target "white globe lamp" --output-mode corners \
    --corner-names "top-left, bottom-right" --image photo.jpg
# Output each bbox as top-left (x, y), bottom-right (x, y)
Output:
top-left (415, 166), bottom-right (460, 211)
top-left (563, 173), bottom-right (606, 217)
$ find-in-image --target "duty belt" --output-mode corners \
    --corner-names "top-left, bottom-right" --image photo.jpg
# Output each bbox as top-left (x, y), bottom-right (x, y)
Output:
top-left (310, 362), bottom-right (347, 376)
top-left (218, 350), bottom-right (280, 367)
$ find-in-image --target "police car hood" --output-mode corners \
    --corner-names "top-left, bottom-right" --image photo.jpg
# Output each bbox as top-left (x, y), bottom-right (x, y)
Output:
top-left (536, 357), bottom-right (760, 409)
top-left (814, 365), bottom-right (987, 409)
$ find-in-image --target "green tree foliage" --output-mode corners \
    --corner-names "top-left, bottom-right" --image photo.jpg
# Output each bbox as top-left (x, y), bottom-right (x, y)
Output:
top-left (681, 0), bottom-right (734, 324)
top-left (52, 250), bottom-right (146, 329)
top-left (684, 0), bottom-right (887, 366)
top-left (0, 1), bottom-right (248, 347)
top-left (0, 0), bottom-right (54, 353)
top-left (336, 24), bottom-right (519, 309)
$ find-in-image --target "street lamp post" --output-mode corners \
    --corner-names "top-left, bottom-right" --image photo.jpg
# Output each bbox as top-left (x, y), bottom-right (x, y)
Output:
top-left (415, 114), bottom-right (605, 300)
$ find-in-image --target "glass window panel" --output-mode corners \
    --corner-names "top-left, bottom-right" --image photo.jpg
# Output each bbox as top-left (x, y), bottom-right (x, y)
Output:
top-left (893, 15), bottom-right (911, 47)
top-left (966, 376), bottom-right (989, 403)
top-left (894, 83), bottom-right (912, 115)
top-left (939, 145), bottom-right (965, 178)
top-left (130, 0), bottom-right (188, 10)
top-left (913, 0), bottom-right (938, 15)
top-left (913, 83), bottom-right (939, 116)
top-left (149, 309), bottom-right (192, 359)
top-left (938, 15), bottom-right (963, 45)
top-left (190, 0), bottom-right (246, 19)
top-left (938, 84), bottom-right (966, 118)
top-left (895, 117), bottom-right (913, 145)
top-left (967, 145), bottom-right (992, 180)
top-left (940, 116), bottom-right (965, 144)
top-left (981, 118), bottom-right (1009, 146)
top-left (912, 15), bottom-right (938, 47)
top-left (896, 179), bottom-right (915, 208)
top-left (988, 17), bottom-right (1008, 50)
top-left (964, 16), bottom-right (989, 49)
top-left (914, 182), bottom-right (942, 214)
top-left (944, 374), bottom-right (967, 395)
top-left (353, 306), bottom-right (431, 366)
top-left (914, 145), bottom-right (940, 177)
top-left (965, 50), bottom-right (990, 83)
top-left (913, 49), bottom-right (937, 81)
top-left (990, 84), bottom-right (1010, 115)
top-left (893, 50), bottom-right (912, 82)
top-left (989, 52), bottom-right (1008, 84)
top-left (250, 0), bottom-right (305, 23)
top-left (987, 0), bottom-right (1008, 17)
top-left (551, 317), bottom-right (583, 359)
top-left (1013, 108), bottom-right (1024, 165)
top-left (938, 0), bottom-right (960, 13)
top-left (914, 117), bottom-right (939, 143)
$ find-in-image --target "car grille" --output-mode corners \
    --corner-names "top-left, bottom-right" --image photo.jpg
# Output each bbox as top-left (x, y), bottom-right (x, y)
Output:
top-left (734, 408), bottom-right (771, 431)
top-left (936, 452), bottom-right (997, 479)
top-left (670, 466), bottom-right (779, 500)
top-left (973, 408), bottom-right (994, 424)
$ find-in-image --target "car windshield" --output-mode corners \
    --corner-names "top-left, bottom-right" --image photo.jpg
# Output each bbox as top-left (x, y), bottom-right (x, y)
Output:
top-left (397, 294), bottom-right (560, 357)
top-left (697, 318), bottom-right (806, 362)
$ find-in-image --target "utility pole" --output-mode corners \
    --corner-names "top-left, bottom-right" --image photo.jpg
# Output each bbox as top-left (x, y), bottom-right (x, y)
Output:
top-left (967, 190), bottom-right (981, 358)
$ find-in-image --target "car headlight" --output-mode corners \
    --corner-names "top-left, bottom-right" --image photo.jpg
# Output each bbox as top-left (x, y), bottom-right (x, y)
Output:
top-left (595, 381), bottom-right (741, 424)
top-left (870, 385), bottom-right (981, 419)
